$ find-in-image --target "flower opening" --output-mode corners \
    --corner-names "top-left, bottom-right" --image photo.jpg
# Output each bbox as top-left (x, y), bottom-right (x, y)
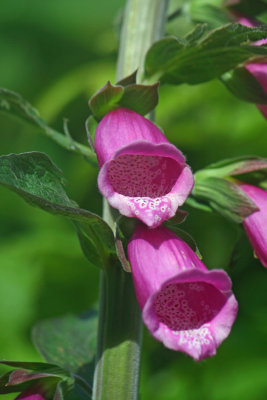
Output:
top-left (96, 109), bottom-right (194, 228)
top-left (128, 224), bottom-right (238, 360)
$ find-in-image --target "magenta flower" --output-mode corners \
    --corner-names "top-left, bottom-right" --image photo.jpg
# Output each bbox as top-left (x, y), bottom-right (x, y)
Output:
top-left (15, 386), bottom-right (46, 400)
top-left (128, 224), bottom-right (238, 361)
top-left (16, 392), bottom-right (44, 400)
top-left (240, 183), bottom-right (267, 267)
top-left (95, 108), bottom-right (194, 228)
top-left (237, 15), bottom-right (267, 118)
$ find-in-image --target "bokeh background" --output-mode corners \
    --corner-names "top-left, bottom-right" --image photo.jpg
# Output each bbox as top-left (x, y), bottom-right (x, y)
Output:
top-left (1, 1), bottom-right (267, 399)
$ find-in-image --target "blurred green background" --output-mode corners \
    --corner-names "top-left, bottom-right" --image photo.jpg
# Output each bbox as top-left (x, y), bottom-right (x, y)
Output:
top-left (1, 1), bottom-right (267, 399)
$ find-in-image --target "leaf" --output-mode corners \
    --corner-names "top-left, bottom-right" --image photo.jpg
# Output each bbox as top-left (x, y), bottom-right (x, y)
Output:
top-left (115, 227), bottom-right (131, 273)
top-left (85, 115), bottom-right (98, 150)
top-left (145, 23), bottom-right (267, 85)
top-left (221, 67), bottom-right (267, 104)
top-left (89, 81), bottom-right (124, 120)
top-left (196, 156), bottom-right (267, 178)
top-left (0, 362), bottom-right (66, 395)
top-left (8, 370), bottom-right (62, 385)
top-left (32, 310), bottom-right (97, 387)
top-left (119, 82), bottom-right (159, 116)
top-left (192, 177), bottom-right (259, 223)
top-left (0, 361), bottom-right (63, 372)
top-left (0, 152), bottom-right (116, 268)
top-left (117, 70), bottom-right (137, 86)
top-left (0, 89), bottom-right (96, 164)
top-left (89, 80), bottom-right (159, 120)
top-left (185, 24), bottom-right (209, 46)
top-left (188, 2), bottom-right (231, 28)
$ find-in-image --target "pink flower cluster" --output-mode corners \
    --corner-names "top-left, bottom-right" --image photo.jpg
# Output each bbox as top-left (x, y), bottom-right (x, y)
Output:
top-left (236, 14), bottom-right (267, 118)
top-left (95, 108), bottom-right (238, 361)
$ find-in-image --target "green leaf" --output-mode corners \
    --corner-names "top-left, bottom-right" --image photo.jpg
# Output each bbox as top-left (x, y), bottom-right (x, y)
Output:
top-left (188, 2), bottom-right (231, 28)
top-left (32, 310), bottom-right (97, 388)
top-left (184, 24), bottom-right (209, 46)
top-left (0, 361), bottom-right (63, 373)
top-left (0, 89), bottom-right (96, 164)
top-left (192, 177), bottom-right (259, 223)
top-left (185, 196), bottom-right (213, 213)
top-left (89, 81), bottom-right (124, 120)
top-left (85, 115), bottom-right (98, 150)
top-left (0, 152), bottom-right (116, 268)
top-left (221, 67), bottom-right (267, 104)
top-left (0, 362), bottom-right (67, 395)
top-left (145, 24), bottom-right (267, 85)
top-left (117, 70), bottom-right (137, 86)
top-left (119, 82), bottom-right (159, 116)
top-left (89, 80), bottom-right (159, 120)
top-left (196, 156), bottom-right (267, 178)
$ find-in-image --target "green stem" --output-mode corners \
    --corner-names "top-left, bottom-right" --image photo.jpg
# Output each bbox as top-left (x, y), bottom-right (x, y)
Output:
top-left (92, 1), bottom-right (169, 399)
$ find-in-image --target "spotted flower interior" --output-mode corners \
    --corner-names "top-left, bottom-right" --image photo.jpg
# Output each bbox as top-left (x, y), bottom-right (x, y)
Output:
top-left (154, 281), bottom-right (227, 331)
top-left (108, 154), bottom-right (181, 197)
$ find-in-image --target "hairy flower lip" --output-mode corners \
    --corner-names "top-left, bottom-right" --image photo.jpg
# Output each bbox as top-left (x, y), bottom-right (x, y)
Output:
top-left (143, 268), bottom-right (237, 361)
top-left (98, 140), bottom-right (194, 228)
top-left (128, 225), bottom-right (238, 361)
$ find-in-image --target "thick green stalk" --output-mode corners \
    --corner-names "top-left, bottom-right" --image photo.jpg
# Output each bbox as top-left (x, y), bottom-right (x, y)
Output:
top-left (92, 1), bottom-right (169, 399)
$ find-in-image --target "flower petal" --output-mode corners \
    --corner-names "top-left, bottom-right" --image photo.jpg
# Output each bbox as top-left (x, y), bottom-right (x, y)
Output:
top-left (240, 183), bottom-right (267, 267)
top-left (98, 141), bottom-right (194, 228)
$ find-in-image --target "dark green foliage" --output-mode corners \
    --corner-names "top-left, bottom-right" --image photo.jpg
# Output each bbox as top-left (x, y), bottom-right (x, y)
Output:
top-left (145, 23), bottom-right (267, 84)
top-left (0, 152), bottom-right (116, 269)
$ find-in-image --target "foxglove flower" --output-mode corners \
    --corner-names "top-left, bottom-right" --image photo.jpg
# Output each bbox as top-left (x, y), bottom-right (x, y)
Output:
top-left (240, 183), bottom-right (267, 267)
top-left (16, 388), bottom-right (45, 400)
top-left (95, 108), bottom-right (194, 228)
top-left (128, 224), bottom-right (238, 361)
top-left (237, 15), bottom-right (267, 118)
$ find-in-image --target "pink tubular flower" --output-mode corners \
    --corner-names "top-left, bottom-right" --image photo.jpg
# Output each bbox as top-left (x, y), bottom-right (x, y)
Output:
top-left (239, 183), bottom-right (267, 267)
top-left (237, 15), bottom-right (267, 118)
top-left (15, 388), bottom-right (45, 400)
top-left (128, 224), bottom-right (238, 361)
top-left (95, 108), bottom-right (194, 228)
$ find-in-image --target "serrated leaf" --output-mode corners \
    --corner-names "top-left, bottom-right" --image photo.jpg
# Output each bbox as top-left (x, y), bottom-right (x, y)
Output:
top-left (192, 177), bottom-right (259, 222)
top-left (221, 66), bottom-right (267, 104)
top-left (32, 311), bottom-right (97, 386)
top-left (0, 89), bottom-right (96, 164)
top-left (0, 152), bottom-right (116, 268)
top-left (89, 81), bottom-right (124, 120)
top-left (145, 23), bottom-right (267, 85)
top-left (185, 24), bottom-right (209, 46)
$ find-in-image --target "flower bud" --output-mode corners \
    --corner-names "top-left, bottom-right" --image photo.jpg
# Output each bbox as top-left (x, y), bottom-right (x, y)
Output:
top-left (240, 183), bottom-right (267, 267)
